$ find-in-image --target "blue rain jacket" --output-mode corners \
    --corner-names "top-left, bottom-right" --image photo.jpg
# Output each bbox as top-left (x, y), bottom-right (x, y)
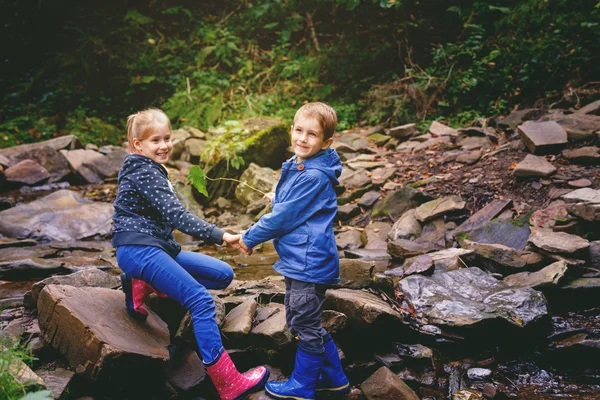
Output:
top-left (242, 148), bottom-right (342, 284)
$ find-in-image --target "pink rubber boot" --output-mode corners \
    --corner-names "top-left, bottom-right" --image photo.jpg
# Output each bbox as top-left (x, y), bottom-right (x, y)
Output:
top-left (205, 350), bottom-right (270, 400)
top-left (121, 273), bottom-right (168, 321)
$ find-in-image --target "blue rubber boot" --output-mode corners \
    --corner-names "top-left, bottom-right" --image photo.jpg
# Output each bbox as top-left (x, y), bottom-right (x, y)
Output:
top-left (265, 344), bottom-right (324, 400)
top-left (316, 334), bottom-right (350, 394)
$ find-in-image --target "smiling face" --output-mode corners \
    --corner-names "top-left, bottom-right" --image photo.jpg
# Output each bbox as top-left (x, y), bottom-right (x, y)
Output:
top-left (132, 125), bottom-right (172, 164)
top-left (291, 115), bottom-right (333, 163)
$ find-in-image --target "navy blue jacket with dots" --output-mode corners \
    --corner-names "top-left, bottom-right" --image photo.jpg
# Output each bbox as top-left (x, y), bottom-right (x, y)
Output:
top-left (112, 154), bottom-right (225, 257)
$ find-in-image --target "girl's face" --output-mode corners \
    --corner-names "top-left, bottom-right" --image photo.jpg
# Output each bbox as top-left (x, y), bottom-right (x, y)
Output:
top-left (291, 116), bottom-right (333, 163)
top-left (132, 126), bottom-right (172, 164)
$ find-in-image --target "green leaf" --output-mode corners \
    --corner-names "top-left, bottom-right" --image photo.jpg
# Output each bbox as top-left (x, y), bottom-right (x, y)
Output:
top-left (263, 22), bottom-right (279, 29)
top-left (124, 10), bottom-right (153, 25)
top-left (188, 166), bottom-right (209, 197)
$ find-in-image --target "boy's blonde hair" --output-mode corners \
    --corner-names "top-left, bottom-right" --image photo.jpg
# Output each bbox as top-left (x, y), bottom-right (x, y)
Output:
top-left (126, 108), bottom-right (172, 153)
top-left (293, 102), bottom-right (337, 140)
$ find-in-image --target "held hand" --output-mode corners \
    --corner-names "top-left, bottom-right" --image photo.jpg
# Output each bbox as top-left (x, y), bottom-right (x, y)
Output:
top-left (264, 192), bottom-right (275, 204)
top-left (223, 232), bottom-right (252, 255)
top-left (239, 237), bottom-right (253, 256)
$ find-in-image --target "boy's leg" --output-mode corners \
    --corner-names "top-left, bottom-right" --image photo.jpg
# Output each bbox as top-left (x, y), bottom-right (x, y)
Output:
top-left (116, 246), bottom-right (223, 363)
top-left (285, 278), bottom-right (328, 352)
top-left (265, 278), bottom-right (327, 399)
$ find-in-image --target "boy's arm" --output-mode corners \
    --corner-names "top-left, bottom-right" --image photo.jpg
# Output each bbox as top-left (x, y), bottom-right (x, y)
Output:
top-left (132, 166), bottom-right (225, 244)
top-left (242, 174), bottom-right (330, 248)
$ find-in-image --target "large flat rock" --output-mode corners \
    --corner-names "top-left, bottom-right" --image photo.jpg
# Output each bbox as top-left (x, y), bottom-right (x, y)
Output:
top-left (37, 285), bottom-right (169, 381)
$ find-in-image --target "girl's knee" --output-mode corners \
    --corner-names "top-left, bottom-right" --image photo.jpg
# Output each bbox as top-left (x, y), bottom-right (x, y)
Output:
top-left (219, 266), bottom-right (234, 288)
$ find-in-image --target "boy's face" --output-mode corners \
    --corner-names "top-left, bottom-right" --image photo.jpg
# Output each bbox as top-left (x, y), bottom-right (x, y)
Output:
top-left (291, 115), bottom-right (333, 163)
top-left (132, 126), bottom-right (172, 165)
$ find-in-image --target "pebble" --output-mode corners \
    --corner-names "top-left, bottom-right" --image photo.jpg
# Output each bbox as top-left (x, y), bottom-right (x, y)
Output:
top-left (567, 178), bottom-right (592, 188)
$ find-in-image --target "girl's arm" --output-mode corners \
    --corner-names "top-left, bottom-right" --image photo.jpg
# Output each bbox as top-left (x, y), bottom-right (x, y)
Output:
top-left (133, 165), bottom-right (225, 244)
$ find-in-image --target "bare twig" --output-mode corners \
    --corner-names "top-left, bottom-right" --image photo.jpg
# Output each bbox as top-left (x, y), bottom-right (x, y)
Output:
top-left (305, 12), bottom-right (320, 52)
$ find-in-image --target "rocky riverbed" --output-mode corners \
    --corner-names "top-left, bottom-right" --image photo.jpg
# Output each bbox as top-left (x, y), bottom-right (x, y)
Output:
top-left (0, 105), bottom-right (599, 399)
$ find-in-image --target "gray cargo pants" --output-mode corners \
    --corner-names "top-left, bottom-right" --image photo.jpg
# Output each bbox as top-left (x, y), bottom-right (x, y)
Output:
top-left (284, 277), bottom-right (329, 353)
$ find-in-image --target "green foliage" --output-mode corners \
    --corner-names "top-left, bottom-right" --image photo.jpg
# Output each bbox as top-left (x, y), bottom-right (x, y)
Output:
top-left (188, 165), bottom-right (208, 197)
top-left (1, 0), bottom-right (599, 150)
top-left (0, 336), bottom-right (47, 400)
top-left (201, 121), bottom-right (247, 170)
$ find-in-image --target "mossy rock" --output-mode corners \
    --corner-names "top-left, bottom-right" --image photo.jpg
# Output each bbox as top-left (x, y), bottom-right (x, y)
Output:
top-left (200, 118), bottom-right (289, 203)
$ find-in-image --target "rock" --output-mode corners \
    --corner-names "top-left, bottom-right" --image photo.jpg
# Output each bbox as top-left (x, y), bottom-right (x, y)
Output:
top-left (517, 121), bottom-right (568, 154)
top-left (388, 238), bottom-right (441, 259)
top-left (464, 219), bottom-right (531, 251)
top-left (0, 258), bottom-right (68, 280)
top-left (575, 99), bottom-right (600, 115)
top-left (453, 390), bottom-right (484, 400)
top-left (0, 135), bottom-right (83, 159)
top-left (567, 202), bottom-right (600, 221)
top-left (24, 268), bottom-right (121, 310)
top-left (36, 367), bottom-right (75, 400)
top-left (503, 260), bottom-right (569, 289)
top-left (415, 195), bottom-right (466, 222)
top-left (562, 146), bottom-right (600, 165)
top-left (360, 366), bottom-right (420, 400)
top-left (388, 209), bottom-right (422, 241)
top-left (455, 199), bottom-right (512, 233)
top-left (339, 168), bottom-right (372, 189)
top-left (528, 228), bottom-right (589, 254)
top-left (336, 204), bottom-right (361, 221)
top-left (513, 154), bottom-right (556, 177)
top-left (169, 128), bottom-right (191, 160)
top-left (497, 109), bottom-right (544, 129)
top-left (165, 346), bottom-right (205, 392)
top-left (457, 137), bottom-right (492, 151)
top-left (250, 304), bottom-right (293, 347)
top-left (590, 241), bottom-right (600, 270)
top-left (561, 188), bottom-right (600, 203)
top-left (406, 248), bottom-right (476, 273)
top-left (5, 159), bottom-right (50, 186)
top-left (389, 123), bottom-right (417, 140)
top-left (324, 288), bottom-right (402, 327)
top-left (467, 368), bottom-right (492, 381)
top-left (222, 299), bottom-right (258, 339)
top-left (235, 163), bottom-right (279, 206)
top-left (9, 145), bottom-right (71, 183)
top-left (344, 249), bottom-right (392, 261)
top-left (363, 222), bottom-right (392, 248)
top-left (336, 229), bottom-right (363, 250)
top-left (0, 238), bottom-right (37, 249)
top-left (37, 285), bottom-right (170, 381)
top-left (541, 112), bottom-right (600, 141)
top-left (203, 118), bottom-right (289, 202)
top-left (321, 310), bottom-right (348, 333)
top-left (398, 267), bottom-right (548, 329)
top-left (0, 189), bottom-right (113, 241)
top-left (339, 258), bottom-right (375, 289)
top-left (567, 178), bottom-right (592, 188)
top-left (461, 240), bottom-right (543, 271)
top-left (429, 121), bottom-right (458, 136)
top-left (455, 150), bottom-right (482, 165)
top-left (529, 201), bottom-right (569, 228)
top-left (370, 167), bottom-right (397, 186)
top-left (372, 187), bottom-right (433, 221)
top-left (402, 254), bottom-right (434, 276)
top-left (358, 191), bottom-right (382, 208)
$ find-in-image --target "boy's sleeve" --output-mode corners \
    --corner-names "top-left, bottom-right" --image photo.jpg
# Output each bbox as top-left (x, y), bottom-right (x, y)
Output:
top-left (132, 166), bottom-right (225, 244)
top-left (242, 173), bottom-right (328, 248)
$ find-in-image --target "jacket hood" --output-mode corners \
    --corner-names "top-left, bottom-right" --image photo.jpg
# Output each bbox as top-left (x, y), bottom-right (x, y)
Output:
top-left (288, 148), bottom-right (342, 185)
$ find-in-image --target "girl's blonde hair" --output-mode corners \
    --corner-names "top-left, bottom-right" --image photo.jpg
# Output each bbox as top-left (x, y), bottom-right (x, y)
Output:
top-left (126, 108), bottom-right (172, 154)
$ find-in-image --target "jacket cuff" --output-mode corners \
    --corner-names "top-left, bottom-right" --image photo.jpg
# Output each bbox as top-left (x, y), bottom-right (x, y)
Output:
top-left (208, 226), bottom-right (225, 245)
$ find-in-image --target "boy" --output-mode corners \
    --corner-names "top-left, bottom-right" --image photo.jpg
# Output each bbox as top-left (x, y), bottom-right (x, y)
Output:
top-left (240, 102), bottom-right (349, 399)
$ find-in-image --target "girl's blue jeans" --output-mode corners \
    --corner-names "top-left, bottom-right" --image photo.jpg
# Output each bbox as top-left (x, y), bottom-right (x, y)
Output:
top-left (116, 245), bottom-right (233, 363)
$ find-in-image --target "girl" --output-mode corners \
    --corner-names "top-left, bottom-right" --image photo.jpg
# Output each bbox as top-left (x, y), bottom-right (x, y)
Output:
top-left (112, 108), bottom-right (269, 400)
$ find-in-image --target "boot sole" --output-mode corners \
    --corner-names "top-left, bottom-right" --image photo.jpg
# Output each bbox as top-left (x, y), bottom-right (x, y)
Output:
top-left (233, 368), bottom-right (271, 400)
top-left (120, 273), bottom-right (148, 321)
top-left (317, 381), bottom-right (350, 393)
top-left (264, 387), bottom-right (314, 400)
